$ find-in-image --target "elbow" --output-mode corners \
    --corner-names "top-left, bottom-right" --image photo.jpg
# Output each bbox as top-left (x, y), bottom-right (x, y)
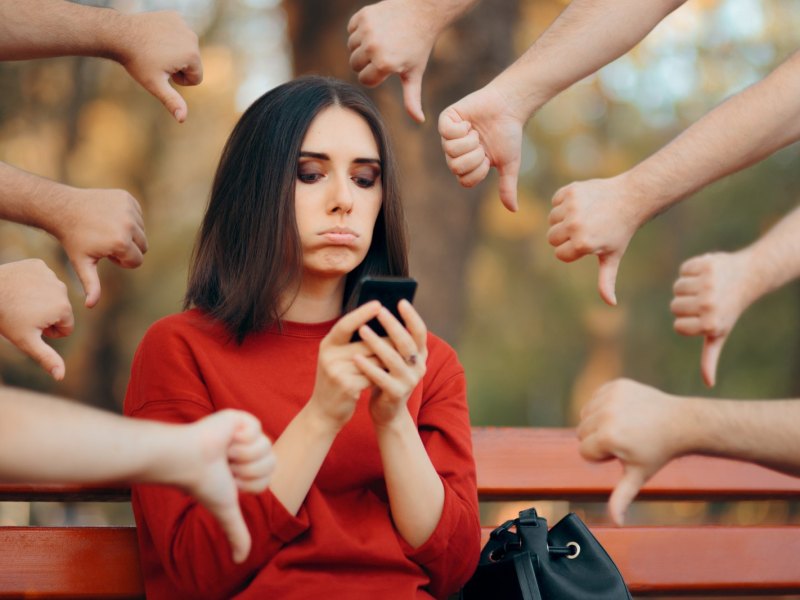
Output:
top-left (163, 534), bottom-right (256, 599)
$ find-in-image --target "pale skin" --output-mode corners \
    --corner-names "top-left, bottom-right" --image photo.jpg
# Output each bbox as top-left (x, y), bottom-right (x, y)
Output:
top-left (0, 259), bottom-right (74, 380)
top-left (0, 163), bottom-right (147, 379)
top-left (267, 106), bottom-right (444, 548)
top-left (671, 204), bottom-right (800, 387)
top-left (548, 49), bottom-right (800, 305)
top-left (347, 0), bottom-right (479, 123)
top-left (435, 0), bottom-right (687, 211)
top-left (0, 0), bottom-right (202, 122)
top-left (578, 378), bottom-right (800, 526)
top-left (0, 386), bottom-right (276, 564)
top-left (0, 162), bottom-right (147, 309)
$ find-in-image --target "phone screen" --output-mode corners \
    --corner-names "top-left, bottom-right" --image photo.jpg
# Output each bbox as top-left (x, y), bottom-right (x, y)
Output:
top-left (349, 276), bottom-right (417, 342)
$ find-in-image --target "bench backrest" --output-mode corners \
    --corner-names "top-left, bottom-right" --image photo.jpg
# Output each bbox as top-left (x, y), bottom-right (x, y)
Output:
top-left (1, 427), bottom-right (799, 598)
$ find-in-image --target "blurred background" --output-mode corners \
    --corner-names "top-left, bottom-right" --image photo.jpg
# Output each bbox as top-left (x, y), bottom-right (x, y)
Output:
top-left (2, 0), bottom-right (800, 533)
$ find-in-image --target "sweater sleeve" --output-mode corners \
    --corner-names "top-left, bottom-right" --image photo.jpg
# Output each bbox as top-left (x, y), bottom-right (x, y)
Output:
top-left (400, 335), bottom-right (481, 599)
top-left (124, 321), bottom-right (310, 599)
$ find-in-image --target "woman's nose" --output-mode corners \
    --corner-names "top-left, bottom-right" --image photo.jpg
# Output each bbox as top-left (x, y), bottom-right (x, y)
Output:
top-left (328, 173), bottom-right (354, 214)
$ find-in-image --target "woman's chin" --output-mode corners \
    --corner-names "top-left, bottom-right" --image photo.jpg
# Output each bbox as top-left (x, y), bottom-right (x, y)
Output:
top-left (304, 250), bottom-right (366, 278)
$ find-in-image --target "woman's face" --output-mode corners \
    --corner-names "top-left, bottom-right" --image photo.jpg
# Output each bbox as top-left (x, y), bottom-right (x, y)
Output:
top-left (295, 106), bottom-right (383, 280)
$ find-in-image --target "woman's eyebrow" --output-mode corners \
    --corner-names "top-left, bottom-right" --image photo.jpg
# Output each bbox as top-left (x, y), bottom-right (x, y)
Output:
top-left (299, 151), bottom-right (381, 166)
top-left (354, 158), bottom-right (381, 166)
top-left (299, 151), bottom-right (329, 160)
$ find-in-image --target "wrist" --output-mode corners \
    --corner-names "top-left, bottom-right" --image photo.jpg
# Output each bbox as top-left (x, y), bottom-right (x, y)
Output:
top-left (302, 400), bottom-right (346, 439)
top-left (372, 405), bottom-right (413, 437)
top-left (411, 0), bottom-right (476, 35)
top-left (130, 421), bottom-right (186, 486)
top-left (725, 247), bottom-right (764, 313)
top-left (742, 240), bottom-right (786, 301)
top-left (489, 68), bottom-right (546, 123)
top-left (41, 184), bottom-right (81, 242)
top-left (95, 9), bottom-right (133, 64)
top-left (671, 395), bottom-right (710, 456)
top-left (615, 167), bottom-right (674, 227)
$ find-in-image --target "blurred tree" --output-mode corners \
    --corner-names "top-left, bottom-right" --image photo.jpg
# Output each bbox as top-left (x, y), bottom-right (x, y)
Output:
top-left (0, 0), bottom-right (798, 428)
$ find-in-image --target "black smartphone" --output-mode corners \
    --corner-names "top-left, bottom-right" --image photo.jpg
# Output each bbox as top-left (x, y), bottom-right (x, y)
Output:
top-left (349, 276), bottom-right (418, 342)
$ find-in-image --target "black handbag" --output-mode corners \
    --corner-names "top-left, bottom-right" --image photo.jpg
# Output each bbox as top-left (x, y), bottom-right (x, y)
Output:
top-left (460, 508), bottom-right (632, 600)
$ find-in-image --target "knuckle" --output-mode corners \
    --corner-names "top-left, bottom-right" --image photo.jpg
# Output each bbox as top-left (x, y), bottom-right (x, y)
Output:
top-left (699, 315), bottom-right (715, 333)
top-left (112, 236), bottom-right (133, 255)
top-left (573, 239), bottom-right (590, 254)
top-left (698, 297), bottom-right (714, 312)
top-left (458, 175), bottom-right (478, 188)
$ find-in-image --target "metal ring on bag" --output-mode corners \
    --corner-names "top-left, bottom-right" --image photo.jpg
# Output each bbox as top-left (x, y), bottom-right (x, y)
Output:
top-left (566, 541), bottom-right (581, 559)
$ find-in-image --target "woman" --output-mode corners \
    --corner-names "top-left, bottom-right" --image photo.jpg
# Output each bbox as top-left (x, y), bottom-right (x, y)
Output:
top-left (124, 76), bottom-right (480, 599)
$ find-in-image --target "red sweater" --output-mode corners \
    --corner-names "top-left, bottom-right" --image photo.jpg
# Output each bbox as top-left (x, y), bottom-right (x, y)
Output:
top-left (124, 309), bottom-right (480, 600)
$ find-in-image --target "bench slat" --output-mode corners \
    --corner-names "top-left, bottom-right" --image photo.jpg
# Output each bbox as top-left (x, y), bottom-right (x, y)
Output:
top-left (473, 427), bottom-right (800, 500)
top-left (0, 528), bottom-right (144, 599)
top-left (0, 484), bottom-right (130, 502)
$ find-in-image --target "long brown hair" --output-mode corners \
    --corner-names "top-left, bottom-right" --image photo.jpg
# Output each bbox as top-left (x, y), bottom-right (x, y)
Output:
top-left (185, 76), bottom-right (408, 343)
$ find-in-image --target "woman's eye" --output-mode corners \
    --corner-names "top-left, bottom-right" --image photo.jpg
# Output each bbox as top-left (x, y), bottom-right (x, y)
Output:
top-left (353, 176), bottom-right (375, 188)
top-left (298, 171), bottom-right (322, 183)
top-left (353, 170), bottom-right (380, 188)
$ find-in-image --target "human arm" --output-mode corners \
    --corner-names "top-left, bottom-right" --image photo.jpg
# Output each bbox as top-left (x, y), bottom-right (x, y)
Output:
top-left (267, 301), bottom-right (383, 514)
top-left (347, 0), bottom-right (478, 123)
top-left (355, 301), bottom-right (443, 547)
top-left (0, 386), bottom-right (275, 563)
top-left (0, 162), bottom-right (147, 307)
top-left (0, 0), bottom-right (201, 121)
top-left (0, 259), bottom-right (73, 380)
top-left (671, 205), bottom-right (800, 386)
top-left (355, 302), bottom-right (480, 597)
top-left (577, 378), bottom-right (800, 525)
top-left (440, 0), bottom-right (687, 211)
top-left (547, 49), bottom-right (800, 305)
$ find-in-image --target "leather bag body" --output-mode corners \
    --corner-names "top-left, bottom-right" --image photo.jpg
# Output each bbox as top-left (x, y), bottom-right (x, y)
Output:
top-left (460, 508), bottom-right (632, 600)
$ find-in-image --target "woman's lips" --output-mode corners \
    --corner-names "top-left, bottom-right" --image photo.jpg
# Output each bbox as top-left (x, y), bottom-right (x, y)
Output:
top-left (320, 229), bottom-right (358, 244)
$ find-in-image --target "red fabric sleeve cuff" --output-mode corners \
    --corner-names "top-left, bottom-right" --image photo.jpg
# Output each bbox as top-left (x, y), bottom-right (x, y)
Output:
top-left (257, 490), bottom-right (310, 544)
top-left (398, 478), bottom-right (459, 565)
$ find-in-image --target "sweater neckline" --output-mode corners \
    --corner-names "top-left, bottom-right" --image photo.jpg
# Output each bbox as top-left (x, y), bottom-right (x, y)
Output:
top-left (269, 317), bottom-right (339, 338)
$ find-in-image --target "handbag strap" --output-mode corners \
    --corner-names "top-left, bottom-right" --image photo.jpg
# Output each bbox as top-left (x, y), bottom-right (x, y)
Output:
top-left (513, 553), bottom-right (544, 600)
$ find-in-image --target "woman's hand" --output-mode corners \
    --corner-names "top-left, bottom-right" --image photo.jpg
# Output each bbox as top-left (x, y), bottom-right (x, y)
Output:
top-left (307, 301), bottom-right (383, 432)
top-left (353, 300), bottom-right (428, 428)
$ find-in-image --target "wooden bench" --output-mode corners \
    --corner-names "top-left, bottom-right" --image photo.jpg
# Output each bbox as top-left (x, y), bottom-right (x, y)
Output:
top-left (1, 427), bottom-right (799, 598)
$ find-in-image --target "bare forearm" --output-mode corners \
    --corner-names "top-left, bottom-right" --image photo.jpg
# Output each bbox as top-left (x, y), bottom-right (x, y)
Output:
top-left (376, 411), bottom-right (444, 548)
top-left (741, 204), bottom-right (800, 298)
top-left (268, 404), bottom-right (338, 515)
top-left (681, 396), bottom-right (800, 478)
top-left (0, 387), bottom-right (184, 483)
top-left (492, 0), bottom-right (686, 119)
top-left (0, 0), bottom-right (128, 61)
top-left (626, 51), bottom-right (800, 219)
top-left (0, 162), bottom-right (73, 235)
